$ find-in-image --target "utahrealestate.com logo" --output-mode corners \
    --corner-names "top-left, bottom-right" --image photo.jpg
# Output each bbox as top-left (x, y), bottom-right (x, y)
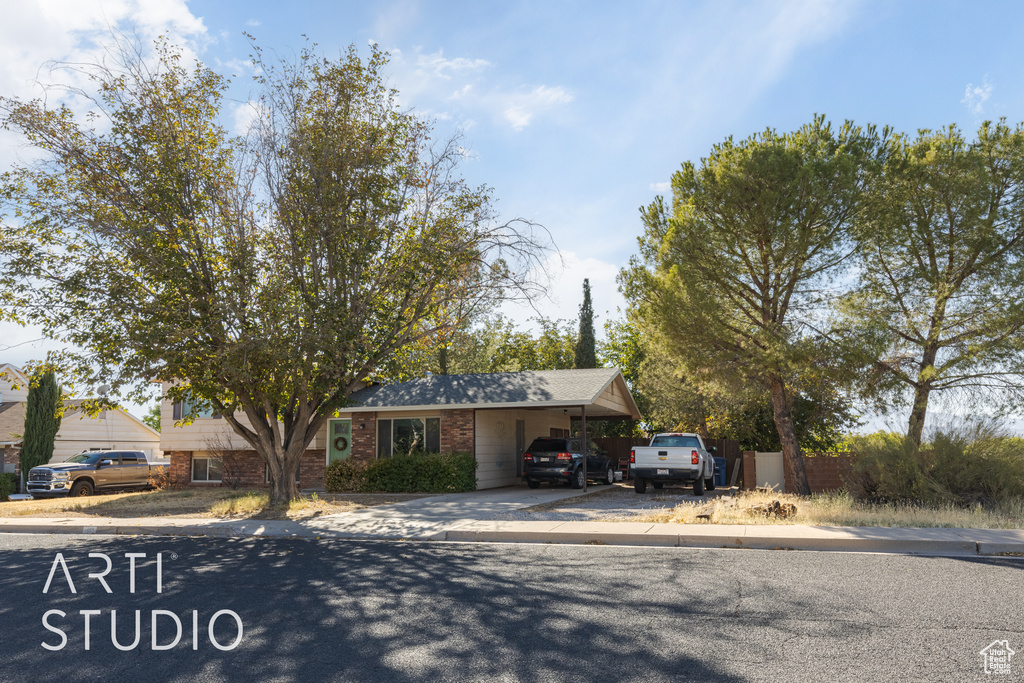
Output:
top-left (980, 640), bottom-right (1015, 675)
top-left (40, 552), bottom-right (244, 652)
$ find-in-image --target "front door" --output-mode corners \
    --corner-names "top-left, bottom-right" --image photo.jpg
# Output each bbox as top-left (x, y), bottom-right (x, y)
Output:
top-left (327, 419), bottom-right (352, 465)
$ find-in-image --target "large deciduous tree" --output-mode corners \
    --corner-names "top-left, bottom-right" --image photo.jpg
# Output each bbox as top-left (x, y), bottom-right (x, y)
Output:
top-left (845, 121), bottom-right (1024, 447)
top-left (0, 38), bottom-right (547, 504)
top-left (622, 117), bottom-right (880, 494)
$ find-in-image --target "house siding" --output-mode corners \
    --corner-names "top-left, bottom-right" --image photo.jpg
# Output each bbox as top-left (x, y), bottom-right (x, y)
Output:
top-left (474, 409), bottom-right (570, 490)
top-left (0, 367), bottom-right (30, 404)
top-left (52, 409), bottom-right (161, 462)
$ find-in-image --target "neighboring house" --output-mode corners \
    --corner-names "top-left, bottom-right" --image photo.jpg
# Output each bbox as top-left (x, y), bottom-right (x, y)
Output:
top-left (160, 368), bottom-right (641, 490)
top-left (0, 363), bottom-right (162, 472)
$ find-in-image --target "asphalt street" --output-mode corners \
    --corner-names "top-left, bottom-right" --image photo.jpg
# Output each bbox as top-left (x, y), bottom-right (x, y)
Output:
top-left (0, 533), bottom-right (1021, 682)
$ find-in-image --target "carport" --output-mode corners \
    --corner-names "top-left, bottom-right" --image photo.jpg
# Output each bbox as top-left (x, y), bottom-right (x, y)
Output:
top-left (349, 368), bottom-right (642, 490)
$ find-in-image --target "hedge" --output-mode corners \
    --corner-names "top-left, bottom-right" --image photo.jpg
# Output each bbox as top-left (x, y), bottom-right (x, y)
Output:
top-left (324, 452), bottom-right (477, 494)
top-left (0, 473), bottom-right (18, 502)
top-left (845, 426), bottom-right (1024, 505)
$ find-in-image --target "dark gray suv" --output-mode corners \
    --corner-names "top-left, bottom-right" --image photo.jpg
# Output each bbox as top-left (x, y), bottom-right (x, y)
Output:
top-left (522, 437), bottom-right (615, 489)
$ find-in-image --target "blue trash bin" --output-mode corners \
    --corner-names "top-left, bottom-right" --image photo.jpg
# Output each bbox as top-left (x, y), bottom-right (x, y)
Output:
top-left (714, 457), bottom-right (727, 487)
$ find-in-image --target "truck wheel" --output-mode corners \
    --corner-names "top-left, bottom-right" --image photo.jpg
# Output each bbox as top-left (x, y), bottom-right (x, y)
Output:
top-left (603, 467), bottom-right (614, 485)
top-left (706, 473), bottom-right (716, 491)
top-left (634, 478), bottom-right (648, 494)
top-left (570, 469), bottom-right (585, 489)
top-left (652, 482), bottom-right (664, 490)
top-left (526, 479), bottom-right (540, 489)
top-left (70, 481), bottom-right (94, 497)
top-left (693, 474), bottom-right (705, 496)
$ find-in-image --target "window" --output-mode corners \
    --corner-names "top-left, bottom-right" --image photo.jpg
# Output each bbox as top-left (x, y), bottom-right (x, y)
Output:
top-left (120, 453), bottom-right (138, 463)
top-left (191, 457), bottom-right (222, 482)
top-left (650, 435), bottom-right (701, 449)
top-left (172, 395), bottom-right (222, 420)
top-left (377, 417), bottom-right (441, 458)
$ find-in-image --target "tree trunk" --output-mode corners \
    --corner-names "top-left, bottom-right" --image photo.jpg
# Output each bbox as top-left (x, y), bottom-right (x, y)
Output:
top-left (906, 383), bottom-right (931, 450)
top-left (266, 444), bottom-right (303, 506)
top-left (769, 378), bottom-right (810, 495)
top-left (906, 345), bottom-right (938, 450)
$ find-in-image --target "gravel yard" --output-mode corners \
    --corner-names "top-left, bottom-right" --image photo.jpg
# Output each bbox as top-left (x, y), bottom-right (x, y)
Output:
top-left (491, 483), bottom-right (736, 522)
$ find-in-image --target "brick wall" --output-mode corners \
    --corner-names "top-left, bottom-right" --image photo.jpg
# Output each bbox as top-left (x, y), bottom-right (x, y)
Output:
top-left (1, 445), bottom-right (18, 470)
top-left (441, 409), bottom-right (474, 453)
top-left (166, 450), bottom-right (192, 487)
top-left (168, 448), bottom-right (327, 489)
top-left (786, 454), bottom-right (854, 493)
top-left (350, 412), bottom-right (376, 461)
top-left (301, 449), bottom-right (326, 489)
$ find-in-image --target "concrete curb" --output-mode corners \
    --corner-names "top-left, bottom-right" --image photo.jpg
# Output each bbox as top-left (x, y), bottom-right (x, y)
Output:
top-left (2, 517), bottom-right (1023, 556)
top-left (0, 520), bottom-right (318, 539)
top-left (439, 521), bottom-right (1024, 556)
top-left (440, 529), bottom-right (978, 555)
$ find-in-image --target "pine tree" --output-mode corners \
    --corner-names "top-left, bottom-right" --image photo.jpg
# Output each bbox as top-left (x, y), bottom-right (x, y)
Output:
top-left (574, 279), bottom-right (597, 369)
top-left (21, 370), bottom-right (62, 474)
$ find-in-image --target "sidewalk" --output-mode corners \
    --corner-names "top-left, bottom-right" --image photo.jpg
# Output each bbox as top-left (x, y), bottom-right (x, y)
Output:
top-left (2, 493), bottom-right (1023, 556)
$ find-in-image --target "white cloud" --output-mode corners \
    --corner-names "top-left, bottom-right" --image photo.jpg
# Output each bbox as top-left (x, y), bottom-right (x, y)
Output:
top-left (501, 85), bottom-right (573, 131)
top-left (416, 50), bottom-right (490, 80)
top-left (962, 80), bottom-right (993, 115)
top-left (231, 100), bottom-right (262, 136)
top-left (382, 47), bottom-right (572, 132)
top-left (650, 181), bottom-right (671, 194)
top-left (245, 18), bottom-right (261, 27)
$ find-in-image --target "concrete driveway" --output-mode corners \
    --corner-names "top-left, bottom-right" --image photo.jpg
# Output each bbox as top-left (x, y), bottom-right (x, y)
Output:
top-left (300, 484), bottom-right (606, 539)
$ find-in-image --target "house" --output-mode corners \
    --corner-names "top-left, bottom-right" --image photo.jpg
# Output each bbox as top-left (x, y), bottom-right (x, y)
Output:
top-left (0, 363), bottom-right (162, 473)
top-left (160, 368), bottom-right (641, 490)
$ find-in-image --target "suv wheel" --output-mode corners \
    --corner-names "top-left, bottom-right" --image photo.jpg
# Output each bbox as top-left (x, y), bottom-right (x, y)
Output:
top-left (603, 467), bottom-right (614, 485)
top-left (526, 479), bottom-right (540, 489)
top-left (570, 469), bottom-right (585, 489)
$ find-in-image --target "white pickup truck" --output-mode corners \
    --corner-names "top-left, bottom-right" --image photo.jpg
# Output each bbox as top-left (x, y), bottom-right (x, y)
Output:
top-left (630, 432), bottom-right (716, 495)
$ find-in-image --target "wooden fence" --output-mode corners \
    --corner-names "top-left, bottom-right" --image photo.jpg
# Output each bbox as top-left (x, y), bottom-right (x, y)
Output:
top-left (593, 436), bottom-right (742, 485)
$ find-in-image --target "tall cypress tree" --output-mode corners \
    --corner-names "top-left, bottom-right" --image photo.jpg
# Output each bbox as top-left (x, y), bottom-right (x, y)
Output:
top-left (21, 370), bottom-right (62, 474)
top-left (574, 279), bottom-right (597, 369)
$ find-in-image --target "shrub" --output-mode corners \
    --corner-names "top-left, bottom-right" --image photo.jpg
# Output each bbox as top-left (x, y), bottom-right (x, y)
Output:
top-left (0, 473), bottom-right (17, 501)
top-left (845, 424), bottom-right (1024, 506)
top-left (324, 452), bottom-right (477, 493)
top-left (323, 458), bottom-right (371, 493)
top-left (844, 432), bottom-right (931, 504)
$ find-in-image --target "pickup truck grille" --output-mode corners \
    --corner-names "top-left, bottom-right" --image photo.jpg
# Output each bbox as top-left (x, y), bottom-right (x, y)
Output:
top-left (29, 470), bottom-right (53, 482)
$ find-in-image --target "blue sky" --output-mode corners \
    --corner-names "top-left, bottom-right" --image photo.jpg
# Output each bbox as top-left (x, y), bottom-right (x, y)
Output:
top-left (2, 0), bottom-right (1023, 426)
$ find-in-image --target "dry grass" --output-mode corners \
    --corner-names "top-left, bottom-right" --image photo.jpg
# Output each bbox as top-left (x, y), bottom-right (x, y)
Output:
top-left (631, 489), bottom-right (1024, 529)
top-left (0, 489), bottom-right (432, 521)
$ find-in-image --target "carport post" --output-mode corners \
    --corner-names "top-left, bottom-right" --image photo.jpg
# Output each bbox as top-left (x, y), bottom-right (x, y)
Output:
top-left (581, 404), bottom-right (587, 493)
